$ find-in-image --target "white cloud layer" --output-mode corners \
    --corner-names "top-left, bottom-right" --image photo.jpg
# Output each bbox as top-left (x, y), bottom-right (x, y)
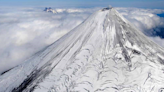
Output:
top-left (0, 7), bottom-right (100, 74)
top-left (116, 7), bottom-right (164, 47)
top-left (0, 7), bottom-right (164, 74)
top-left (116, 7), bottom-right (164, 33)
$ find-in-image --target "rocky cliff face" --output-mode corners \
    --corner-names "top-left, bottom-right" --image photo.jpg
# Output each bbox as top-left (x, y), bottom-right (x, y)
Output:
top-left (0, 7), bottom-right (164, 92)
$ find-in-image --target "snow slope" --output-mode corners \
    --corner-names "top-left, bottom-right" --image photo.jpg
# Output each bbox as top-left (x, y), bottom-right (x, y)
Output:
top-left (0, 7), bottom-right (164, 92)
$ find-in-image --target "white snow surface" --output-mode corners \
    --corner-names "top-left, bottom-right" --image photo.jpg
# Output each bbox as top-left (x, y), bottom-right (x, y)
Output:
top-left (0, 8), bottom-right (164, 92)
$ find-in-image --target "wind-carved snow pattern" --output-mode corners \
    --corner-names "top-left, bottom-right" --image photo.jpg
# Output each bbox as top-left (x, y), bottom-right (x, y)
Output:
top-left (0, 7), bottom-right (164, 92)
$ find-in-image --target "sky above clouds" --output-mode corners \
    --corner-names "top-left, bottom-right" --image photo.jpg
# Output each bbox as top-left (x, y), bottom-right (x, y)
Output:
top-left (0, 0), bottom-right (164, 9)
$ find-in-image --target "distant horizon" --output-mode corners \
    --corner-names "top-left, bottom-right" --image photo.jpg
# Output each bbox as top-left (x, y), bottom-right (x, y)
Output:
top-left (0, 6), bottom-right (164, 10)
top-left (0, 0), bottom-right (164, 9)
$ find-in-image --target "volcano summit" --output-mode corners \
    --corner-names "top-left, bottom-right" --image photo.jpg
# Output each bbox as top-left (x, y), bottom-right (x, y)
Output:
top-left (0, 7), bottom-right (164, 92)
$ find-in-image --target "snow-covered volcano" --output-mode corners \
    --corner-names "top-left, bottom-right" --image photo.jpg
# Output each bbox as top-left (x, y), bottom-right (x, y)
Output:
top-left (1, 7), bottom-right (164, 92)
top-left (44, 7), bottom-right (58, 13)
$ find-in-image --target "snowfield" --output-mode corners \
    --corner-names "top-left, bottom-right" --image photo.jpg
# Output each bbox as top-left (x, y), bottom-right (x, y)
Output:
top-left (0, 7), bottom-right (164, 92)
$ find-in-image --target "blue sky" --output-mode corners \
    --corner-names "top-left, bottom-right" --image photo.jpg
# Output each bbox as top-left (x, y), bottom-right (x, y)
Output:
top-left (0, 0), bottom-right (164, 9)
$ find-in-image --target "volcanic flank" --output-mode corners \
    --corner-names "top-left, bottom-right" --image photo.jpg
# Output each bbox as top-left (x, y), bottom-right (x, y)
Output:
top-left (0, 7), bottom-right (164, 92)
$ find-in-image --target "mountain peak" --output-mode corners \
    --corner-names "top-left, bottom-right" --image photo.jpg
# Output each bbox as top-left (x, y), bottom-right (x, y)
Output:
top-left (0, 6), bottom-right (164, 92)
top-left (44, 7), bottom-right (58, 13)
top-left (101, 5), bottom-right (113, 11)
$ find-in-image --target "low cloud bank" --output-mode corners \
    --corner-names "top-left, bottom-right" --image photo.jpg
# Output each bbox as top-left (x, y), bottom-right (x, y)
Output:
top-left (0, 7), bottom-right (164, 74)
top-left (0, 7), bottom-right (99, 74)
top-left (117, 7), bottom-right (164, 47)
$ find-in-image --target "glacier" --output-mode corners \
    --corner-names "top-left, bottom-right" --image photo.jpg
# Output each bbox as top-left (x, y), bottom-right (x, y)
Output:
top-left (0, 7), bottom-right (164, 92)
